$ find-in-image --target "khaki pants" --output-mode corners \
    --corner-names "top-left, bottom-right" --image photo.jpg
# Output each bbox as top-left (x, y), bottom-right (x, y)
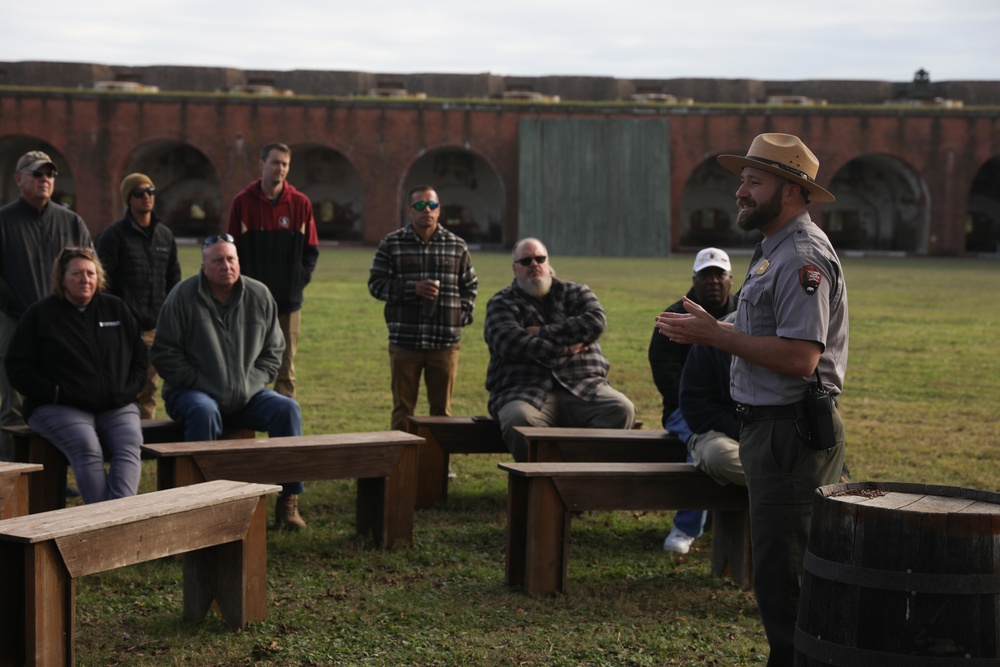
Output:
top-left (388, 343), bottom-right (460, 432)
top-left (137, 329), bottom-right (159, 419)
top-left (275, 310), bottom-right (301, 399)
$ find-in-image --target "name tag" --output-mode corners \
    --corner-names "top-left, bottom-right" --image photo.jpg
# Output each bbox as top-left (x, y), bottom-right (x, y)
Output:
top-left (99, 321), bottom-right (122, 328)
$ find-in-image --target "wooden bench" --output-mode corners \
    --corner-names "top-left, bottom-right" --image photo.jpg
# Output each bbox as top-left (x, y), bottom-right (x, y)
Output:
top-left (0, 479), bottom-right (279, 666)
top-left (143, 431), bottom-right (423, 549)
top-left (0, 462), bottom-right (43, 520)
top-left (499, 462), bottom-right (751, 595)
top-left (516, 426), bottom-right (687, 463)
top-left (4, 419), bottom-right (254, 514)
top-left (406, 417), bottom-right (648, 508)
top-left (406, 416), bottom-right (507, 508)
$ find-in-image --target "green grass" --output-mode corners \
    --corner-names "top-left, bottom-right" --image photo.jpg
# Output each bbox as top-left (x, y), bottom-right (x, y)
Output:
top-left (69, 248), bottom-right (999, 666)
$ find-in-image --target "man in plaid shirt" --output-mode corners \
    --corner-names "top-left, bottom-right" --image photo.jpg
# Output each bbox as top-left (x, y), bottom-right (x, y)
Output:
top-left (369, 185), bottom-right (478, 432)
top-left (485, 238), bottom-right (635, 460)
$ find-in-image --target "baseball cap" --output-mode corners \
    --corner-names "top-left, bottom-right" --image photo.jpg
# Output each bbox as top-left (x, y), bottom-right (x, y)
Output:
top-left (16, 151), bottom-right (57, 174)
top-left (692, 247), bottom-right (731, 274)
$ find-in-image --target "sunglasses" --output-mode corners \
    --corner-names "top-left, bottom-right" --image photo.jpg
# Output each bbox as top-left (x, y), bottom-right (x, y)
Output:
top-left (411, 201), bottom-right (440, 211)
top-left (515, 255), bottom-right (547, 267)
top-left (202, 233), bottom-right (235, 246)
top-left (131, 187), bottom-right (156, 198)
top-left (25, 169), bottom-right (57, 179)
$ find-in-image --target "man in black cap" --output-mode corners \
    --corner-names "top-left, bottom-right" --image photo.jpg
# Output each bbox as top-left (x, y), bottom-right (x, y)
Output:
top-left (96, 173), bottom-right (181, 419)
top-left (655, 133), bottom-right (848, 667)
top-left (0, 151), bottom-right (92, 459)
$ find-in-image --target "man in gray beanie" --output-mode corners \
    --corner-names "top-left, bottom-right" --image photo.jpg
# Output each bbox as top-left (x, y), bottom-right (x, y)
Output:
top-left (0, 150), bottom-right (92, 459)
top-left (96, 173), bottom-right (181, 419)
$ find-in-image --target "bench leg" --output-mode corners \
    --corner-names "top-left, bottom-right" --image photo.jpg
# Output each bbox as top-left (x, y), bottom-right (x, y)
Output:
top-left (413, 425), bottom-right (449, 509)
top-left (28, 436), bottom-right (68, 514)
top-left (709, 509), bottom-right (753, 590)
top-left (356, 443), bottom-right (417, 549)
top-left (183, 496), bottom-right (269, 629)
top-left (156, 456), bottom-right (208, 490)
top-left (522, 477), bottom-right (570, 595)
top-left (0, 541), bottom-right (75, 666)
top-left (504, 474), bottom-right (529, 587)
top-left (0, 471), bottom-right (31, 519)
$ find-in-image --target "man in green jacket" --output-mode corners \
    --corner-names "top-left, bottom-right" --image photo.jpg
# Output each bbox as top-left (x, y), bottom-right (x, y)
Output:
top-left (151, 234), bottom-right (307, 529)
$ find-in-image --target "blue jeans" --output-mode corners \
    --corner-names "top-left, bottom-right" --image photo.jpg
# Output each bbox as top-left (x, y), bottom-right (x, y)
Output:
top-left (165, 388), bottom-right (304, 495)
top-left (663, 409), bottom-right (706, 537)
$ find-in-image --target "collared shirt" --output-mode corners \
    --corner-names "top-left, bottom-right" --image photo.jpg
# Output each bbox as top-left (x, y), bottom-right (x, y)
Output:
top-left (485, 278), bottom-right (612, 416)
top-left (368, 224), bottom-right (477, 350)
top-left (732, 211), bottom-right (849, 405)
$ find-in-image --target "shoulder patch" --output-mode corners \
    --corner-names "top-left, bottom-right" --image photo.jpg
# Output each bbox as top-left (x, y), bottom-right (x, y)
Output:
top-left (798, 265), bottom-right (822, 296)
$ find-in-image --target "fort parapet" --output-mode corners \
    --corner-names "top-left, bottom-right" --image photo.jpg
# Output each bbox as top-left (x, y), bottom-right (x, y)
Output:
top-left (0, 61), bottom-right (997, 256)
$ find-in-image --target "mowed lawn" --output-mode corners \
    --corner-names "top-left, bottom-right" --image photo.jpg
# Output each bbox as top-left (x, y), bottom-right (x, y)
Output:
top-left (67, 246), bottom-right (999, 666)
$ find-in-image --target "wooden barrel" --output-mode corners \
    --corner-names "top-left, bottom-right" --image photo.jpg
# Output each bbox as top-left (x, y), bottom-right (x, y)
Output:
top-left (795, 481), bottom-right (1000, 666)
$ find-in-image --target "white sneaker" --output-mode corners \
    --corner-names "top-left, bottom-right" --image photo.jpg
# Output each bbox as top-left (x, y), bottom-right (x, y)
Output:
top-left (663, 527), bottom-right (695, 554)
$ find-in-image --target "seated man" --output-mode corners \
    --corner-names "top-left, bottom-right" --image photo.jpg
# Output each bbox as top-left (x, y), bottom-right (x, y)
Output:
top-left (648, 247), bottom-right (737, 553)
top-left (484, 238), bottom-right (635, 461)
top-left (663, 323), bottom-right (746, 552)
top-left (151, 234), bottom-right (307, 530)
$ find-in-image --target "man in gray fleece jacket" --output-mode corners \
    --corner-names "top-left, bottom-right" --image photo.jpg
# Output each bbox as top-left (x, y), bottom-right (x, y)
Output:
top-left (151, 234), bottom-right (307, 530)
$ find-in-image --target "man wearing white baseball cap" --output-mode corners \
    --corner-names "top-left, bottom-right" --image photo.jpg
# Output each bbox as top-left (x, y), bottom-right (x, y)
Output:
top-left (649, 247), bottom-right (738, 553)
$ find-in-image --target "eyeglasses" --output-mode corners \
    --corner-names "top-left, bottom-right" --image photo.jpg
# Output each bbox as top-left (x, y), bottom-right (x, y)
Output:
top-left (515, 255), bottom-right (547, 267)
top-left (202, 233), bottom-right (235, 246)
top-left (411, 201), bottom-right (440, 212)
top-left (131, 187), bottom-right (156, 198)
top-left (24, 169), bottom-right (57, 179)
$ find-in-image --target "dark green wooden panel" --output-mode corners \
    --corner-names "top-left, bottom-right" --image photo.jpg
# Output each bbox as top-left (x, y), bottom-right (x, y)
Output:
top-left (518, 118), bottom-right (670, 257)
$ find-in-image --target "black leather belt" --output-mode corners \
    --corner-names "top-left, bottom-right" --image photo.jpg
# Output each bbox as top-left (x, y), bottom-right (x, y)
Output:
top-left (735, 401), bottom-right (805, 424)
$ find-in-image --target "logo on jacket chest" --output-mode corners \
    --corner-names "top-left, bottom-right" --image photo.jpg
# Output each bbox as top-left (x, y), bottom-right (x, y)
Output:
top-left (278, 216), bottom-right (291, 229)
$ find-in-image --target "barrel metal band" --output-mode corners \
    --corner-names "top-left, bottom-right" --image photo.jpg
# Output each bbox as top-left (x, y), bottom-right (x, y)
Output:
top-left (795, 628), bottom-right (993, 666)
top-left (803, 551), bottom-right (1000, 595)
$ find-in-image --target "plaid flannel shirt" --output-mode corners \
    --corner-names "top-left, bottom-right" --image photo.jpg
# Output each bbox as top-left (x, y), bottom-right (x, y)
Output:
top-left (485, 278), bottom-right (611, 416)
top-left (368, 224), bottom-right (477, 350)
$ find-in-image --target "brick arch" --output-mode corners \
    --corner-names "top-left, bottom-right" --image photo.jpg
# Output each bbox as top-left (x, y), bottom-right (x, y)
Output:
top-left (679, 154), bottom-right (746, 251)
top-left (286, 142), bottom-right (364, 242)
top-left (121, 140), bottom-right (222, 239)
top-left (400, 145), bottom-right (506, 245)
top-left (826, 154), bottom-right (930, 252)
top-left (966, 156), bottom-right (1000, 253)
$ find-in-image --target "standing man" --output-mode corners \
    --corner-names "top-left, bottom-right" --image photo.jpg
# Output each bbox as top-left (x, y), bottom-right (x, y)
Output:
top-left (151, 235), bottom-right (307, 530)
top-left (655, 133), bottom-right (848, 667)
top-left (649, 247), bottom-right (737, 554)
top-left (96, 173), bottom-right (181, 419)
top-left (485, 238), bottom-right (636, 461)
top-left (368, 185), bottom-right (478, 432)
top-left (227, 142), bottom-right (319, 399)
top-left (0, 151), bottom-right (92, 460)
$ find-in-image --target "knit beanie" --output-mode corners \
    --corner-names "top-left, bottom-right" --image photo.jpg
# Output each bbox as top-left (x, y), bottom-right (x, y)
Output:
top-left (120, 173), bottom-right (154, 205)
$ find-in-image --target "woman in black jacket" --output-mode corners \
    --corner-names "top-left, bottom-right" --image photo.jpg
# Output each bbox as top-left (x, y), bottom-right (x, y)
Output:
top-left (6, 247), bottom-right (146, 503)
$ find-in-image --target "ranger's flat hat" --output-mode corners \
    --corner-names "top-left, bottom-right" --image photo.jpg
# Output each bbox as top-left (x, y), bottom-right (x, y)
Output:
top-left (717, 133), bottom-right (835, 203)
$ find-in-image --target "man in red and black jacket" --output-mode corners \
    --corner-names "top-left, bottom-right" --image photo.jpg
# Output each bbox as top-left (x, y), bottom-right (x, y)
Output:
top-left (227, 142), bottom-right (319, 399)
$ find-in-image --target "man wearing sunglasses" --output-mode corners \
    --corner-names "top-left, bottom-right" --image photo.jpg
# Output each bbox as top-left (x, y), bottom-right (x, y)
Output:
top-left (369, 185), bottom-right (478, 433)
top-left (484, 238), bottom-right (636, 460)
top-left (0, 150), bottom-right (92, 460)
top-left (227, 143), bottom-right (319, 401)
top-left (96, 173), bottom-right (181, 421)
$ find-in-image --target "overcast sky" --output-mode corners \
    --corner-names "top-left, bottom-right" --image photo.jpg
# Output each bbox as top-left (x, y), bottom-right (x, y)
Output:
top-left (4, 1), bottom-right (998, 82)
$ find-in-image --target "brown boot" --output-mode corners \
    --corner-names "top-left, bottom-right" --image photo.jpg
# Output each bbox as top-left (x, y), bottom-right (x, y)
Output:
top-left (274, 494), bottom-right (307, 530)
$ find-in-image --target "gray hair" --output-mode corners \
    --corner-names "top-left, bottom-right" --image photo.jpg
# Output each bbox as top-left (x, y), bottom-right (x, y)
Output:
top-left (511, 237), bottom-right (548, 262)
